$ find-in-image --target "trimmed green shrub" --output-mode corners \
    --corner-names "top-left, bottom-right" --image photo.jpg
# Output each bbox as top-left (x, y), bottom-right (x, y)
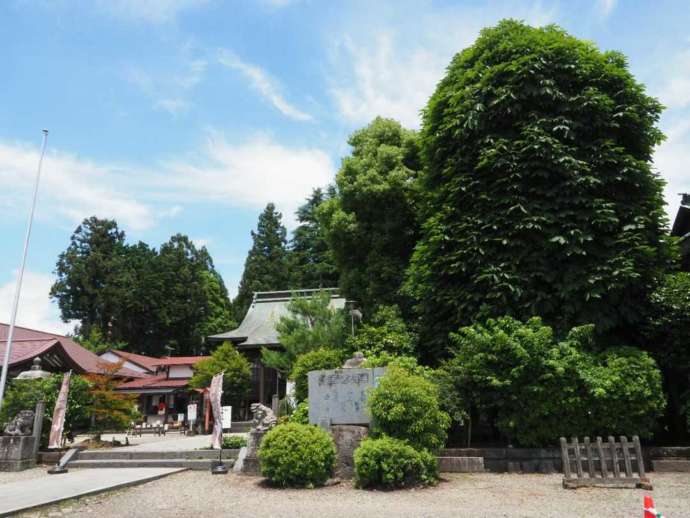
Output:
top-left (445, 316), bottom-right (666, 446)
top-left (368, 366), bottom-right (450, 451)
top-left (354, 436), bottom-right (438, 489)
top-left (289, 400), bottom-right (309, 425)
top-left (222, 435), bottom-right (247, 449)
top-left (258, 423), bottom-right (336, 487)
top-left (291, 348), bottom-right (344, 402)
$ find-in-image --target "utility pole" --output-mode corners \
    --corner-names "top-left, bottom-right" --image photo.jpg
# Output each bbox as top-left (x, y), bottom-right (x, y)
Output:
top-left (0, 130), bottom-right (48, 411)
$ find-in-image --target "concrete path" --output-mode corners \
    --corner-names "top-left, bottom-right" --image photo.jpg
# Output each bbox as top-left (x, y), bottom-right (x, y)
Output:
top-left (0, 467), bottom-right (185, 517)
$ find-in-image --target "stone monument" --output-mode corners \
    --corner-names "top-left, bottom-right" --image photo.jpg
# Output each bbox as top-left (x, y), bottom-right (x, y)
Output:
top-left (233, 402), bottom-right (277, 475)
top-left (0, 401), bottom-right (45, 471)
top-left (307, 353), bottom-right (385, 478)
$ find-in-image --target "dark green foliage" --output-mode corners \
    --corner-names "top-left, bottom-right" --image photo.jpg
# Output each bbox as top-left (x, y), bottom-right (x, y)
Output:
top-left (189, 341), bottom-right (252, 407)
top-left (0, 374), bottom-right (93, 447)
top-left (258, 423), bottom-right (336, 487)
top-left (51, 217), bottom-right (126, 338)
top-left (222, 435), bottom-right (247, 449)
top-left (319, 117), bottom-right (421, 313)
top-left (291, 348), bottom-right (344, 402)
top-left (288, 188), bottom-right (339, 289)
top-left (289, 400), bottom-right (309, 424)
top-left (262, 291), bottom-right (349, 375)
top-left (368, 366), bottom-right (450, 452)
top-left (406, 20), bottom-right (673, 361)
top-left (51, 218), bottom-right (234, 356)
top-left (155, 235), bottom-right (233, 355)
top-left (646, 272), bottom-right (690, 439)
top-left (233, 203), bottom-right (289, 321)
top-left (346, 305), bottom-right (417, 358)
top-left (74, 327), bottom-right (126, 355)
top-left (354, 436), bottom-right (438, 489)
top-left (445, 316), bottom-right (665, 446)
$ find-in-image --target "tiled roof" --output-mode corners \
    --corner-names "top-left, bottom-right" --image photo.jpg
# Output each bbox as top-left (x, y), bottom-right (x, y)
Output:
top-left (150, 356), bottom-right (209, 366)
top-left (108, 350), bottom-right (159, 371)
top-left (0, 323), bottom-right (146, 378)
top-left (208, 288), bottom-right (346, 348)
top-left (116, 375), bottom-right (192, 390)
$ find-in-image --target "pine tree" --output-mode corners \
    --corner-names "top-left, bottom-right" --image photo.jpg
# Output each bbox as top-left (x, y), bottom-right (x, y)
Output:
top-left (232, 203), bottom-right (289, 321)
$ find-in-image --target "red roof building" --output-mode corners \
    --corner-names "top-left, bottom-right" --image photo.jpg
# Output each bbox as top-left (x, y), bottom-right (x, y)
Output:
top-left (0, 323), bottom-right (145, 378)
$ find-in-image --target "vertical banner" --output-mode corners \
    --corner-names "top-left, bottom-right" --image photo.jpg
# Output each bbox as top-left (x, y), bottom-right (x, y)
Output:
top-left (210, 372), bottom-right (224, 449)
top-left (48, 371), bottom-right (71, 449)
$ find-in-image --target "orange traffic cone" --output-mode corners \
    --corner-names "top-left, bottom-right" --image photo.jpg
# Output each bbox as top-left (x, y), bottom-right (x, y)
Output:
top-left (644, 495), bottom-right (665, 518)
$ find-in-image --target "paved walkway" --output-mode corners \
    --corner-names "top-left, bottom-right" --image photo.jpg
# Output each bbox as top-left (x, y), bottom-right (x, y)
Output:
top-left (0, 468), bottom-right (184, 517)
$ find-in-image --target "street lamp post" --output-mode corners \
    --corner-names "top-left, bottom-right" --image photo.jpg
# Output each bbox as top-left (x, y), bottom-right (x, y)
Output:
top-left (0, 130), bottom-right (49, 411)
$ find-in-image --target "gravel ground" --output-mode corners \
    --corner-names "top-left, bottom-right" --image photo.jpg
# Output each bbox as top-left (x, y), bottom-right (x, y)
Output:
top-left (18, 471), bottom-right (690, 518)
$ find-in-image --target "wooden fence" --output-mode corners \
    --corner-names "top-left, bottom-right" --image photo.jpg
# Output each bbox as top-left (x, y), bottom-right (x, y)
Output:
top-left (560, 435), bottom-right (652, 489)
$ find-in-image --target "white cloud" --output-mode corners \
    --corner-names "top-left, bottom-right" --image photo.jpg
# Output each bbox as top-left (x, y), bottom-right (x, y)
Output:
top-left (329, 2), bottom-right (557, 129)
top-left (658, 49), bottom-right (690, 109)
top-left (596, 0), bottom-right (617, 18)
top-left (164, 132), bottom-right (334, 225)
top-left (218, 50), bottom-right (313, 122)
top-left (0, 271), bottom-right (74, 335)
top-left (96, 0), bottom-right (209, 24)
top-left (124, 57), bottom-right (207, 116)
top-left (0, 142), bottom-right (157, 232)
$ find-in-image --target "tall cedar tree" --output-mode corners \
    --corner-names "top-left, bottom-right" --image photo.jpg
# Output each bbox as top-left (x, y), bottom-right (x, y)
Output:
top-left (319, 117), bottom-right (421, 314)
top-left (51, 217), bottom-right (127, 339)
top-left (233, 203), bottom-right (289, 321)
top-left (51, 219), bottom-right (233, 356)
top-left (405, 20), bottom-right (674, 362)
top-left (288, 188), bottom-right (339, 289)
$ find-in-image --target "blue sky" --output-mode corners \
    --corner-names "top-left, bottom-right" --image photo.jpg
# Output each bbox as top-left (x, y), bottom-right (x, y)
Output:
top-left (1, 0), bottom-right (689, 333)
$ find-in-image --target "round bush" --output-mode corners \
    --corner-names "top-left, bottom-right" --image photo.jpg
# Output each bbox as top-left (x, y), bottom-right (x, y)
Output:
top-left (354, 436), bottom-right (438, 489)
top-left (368, 366), bottom-right (450, 451)
top-left (258, 423), bottom-right (336, 487)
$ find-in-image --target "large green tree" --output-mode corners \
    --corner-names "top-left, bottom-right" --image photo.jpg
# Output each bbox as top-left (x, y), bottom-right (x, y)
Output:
top-left (288, 188), bottom-right (339, 289)
top-left (233, 203), bottom-right (289, 321)
top-left (319, 117), bottom-right (421, 313)
top-left (189, 341), bottom-right (252, 408)
top-left (406, 20), bottom-right (673, 361)
top-left (51, 217), bottom-right (127, 339)
top-left (51, 219), bottom-right (234, 356)
top-left (645, 272), bottom-right (690, 441)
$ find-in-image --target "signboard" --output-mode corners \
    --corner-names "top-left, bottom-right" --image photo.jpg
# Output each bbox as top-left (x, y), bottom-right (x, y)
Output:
top-left (187, 403), bottom-right (197, 422)
top-left (222, 406), bottom-right (232, 429)
top-left (308, 367), bottom-right (386, 426)
top-left (177, 413), bottom-right (185, 422)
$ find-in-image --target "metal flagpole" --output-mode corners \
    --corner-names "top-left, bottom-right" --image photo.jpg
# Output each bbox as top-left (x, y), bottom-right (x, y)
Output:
top-left (0, 129), bottom-right (49, 411)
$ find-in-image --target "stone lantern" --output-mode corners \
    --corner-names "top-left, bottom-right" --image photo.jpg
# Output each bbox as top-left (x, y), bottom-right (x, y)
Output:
top-left (15, 357), bottom-right (51, 380)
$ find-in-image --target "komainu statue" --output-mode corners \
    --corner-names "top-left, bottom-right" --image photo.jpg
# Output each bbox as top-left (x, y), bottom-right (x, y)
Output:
top-left (2, 410), bottom-right (35, 436)
top-left (250, 403), bottom-right (277, 432)
top-left (343, 352), bottom-right (366, 368)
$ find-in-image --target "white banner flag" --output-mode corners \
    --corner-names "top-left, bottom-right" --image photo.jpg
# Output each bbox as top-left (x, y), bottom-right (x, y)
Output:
top-left (48, 371), bottom-right (71, 449)
top-left (210, 372), bottom-right (224, 449)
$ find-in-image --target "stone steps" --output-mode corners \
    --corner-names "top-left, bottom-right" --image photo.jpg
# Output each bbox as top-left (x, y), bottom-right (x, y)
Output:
top-left (76, 449), bottom-right (238, 461)
top-left (69, 459), bottom-right (232, 470)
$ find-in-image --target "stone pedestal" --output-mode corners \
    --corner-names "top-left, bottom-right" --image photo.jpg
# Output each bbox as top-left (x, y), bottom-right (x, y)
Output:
top-left (234, 429), bottom-right (266, 476)
top-left (331, 425), bottom-right (368, 479)
top-left (0, 435), bottom-right (38, 471)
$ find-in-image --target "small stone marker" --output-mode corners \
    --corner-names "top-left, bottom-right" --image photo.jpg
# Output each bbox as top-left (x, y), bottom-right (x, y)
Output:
top-left (308, 367), bottom-right (386, 426)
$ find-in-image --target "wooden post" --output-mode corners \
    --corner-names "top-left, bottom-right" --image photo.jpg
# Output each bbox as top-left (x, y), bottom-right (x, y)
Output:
top-left (620, 436), bottom-right (633, 477)
top-left (584, 437), bottom-right (595, 478)
top-left (608, 436), bottom-right (620, 478)
top-left (596, 436), bottom-right (608, 478)
top-left (633, 436), bottom-right (646, 478)
top-left (259, 364), bottom-right (265, 404)
top-left (560, 437), bottom-right (571, 479)
top-left (572, 437), bottom-right (583, 478)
